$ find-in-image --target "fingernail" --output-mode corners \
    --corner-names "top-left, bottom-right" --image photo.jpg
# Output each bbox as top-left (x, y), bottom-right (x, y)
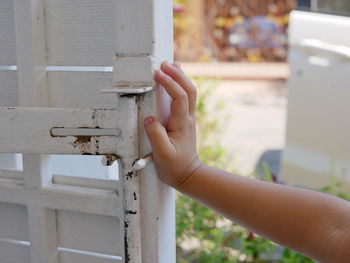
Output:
top-left (163, 61), bottom-right (173, 69)
top-left (172, 62), bottom-right (181, 69)
top-left (144, 116), bottom-right (155, 126)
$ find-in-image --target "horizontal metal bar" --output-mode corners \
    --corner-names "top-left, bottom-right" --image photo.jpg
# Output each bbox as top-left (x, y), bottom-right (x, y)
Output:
top-left (0, 66), bottom-right (114, 72)
top-left (58, 247), bottom-right (122, 261)
top-left (51, 128), bottom-right (121, 137)
top-left (0, 107), bottom-right (135, 155)
top-left (46, 66), bottom-right (113, 72)
top-left (0, 181), bottom-right (121, 216)
top-left (0, 238), bottom-right (30, 247)
top-left (53, 174), bottom-right (119, 191)
top-left (102, 87), bottom-right (153, 94)
top-left (0, 169), bottom-right (24, 180)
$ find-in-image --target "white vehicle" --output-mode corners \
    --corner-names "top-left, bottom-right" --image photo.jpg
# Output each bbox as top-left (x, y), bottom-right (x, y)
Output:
top-left (281, 1), bottom-right (350, 189)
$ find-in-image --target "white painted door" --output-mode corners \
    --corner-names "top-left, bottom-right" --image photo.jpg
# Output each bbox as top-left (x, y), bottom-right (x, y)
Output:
top-left (281, 6), bottom-right (350, 189)
top-left (0, 1), bottom-right (175, 263)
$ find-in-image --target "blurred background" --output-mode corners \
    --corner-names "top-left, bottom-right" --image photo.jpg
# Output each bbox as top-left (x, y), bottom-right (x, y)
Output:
top-left (174, 0), bottom-right (294, 62)
top-left (174, 1), bottom-right (350, 262)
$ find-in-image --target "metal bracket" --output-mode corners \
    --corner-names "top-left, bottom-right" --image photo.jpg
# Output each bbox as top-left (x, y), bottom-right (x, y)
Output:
top-left (102, 87), bottom-right (153, 95)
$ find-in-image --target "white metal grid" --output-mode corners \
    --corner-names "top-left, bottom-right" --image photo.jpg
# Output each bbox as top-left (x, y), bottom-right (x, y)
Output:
top-left (0, 0), bottom-right (175, 262)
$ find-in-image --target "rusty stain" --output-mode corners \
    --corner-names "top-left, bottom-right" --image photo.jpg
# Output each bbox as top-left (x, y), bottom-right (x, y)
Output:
top-left (71, 136), bottom-right (92, 154)
top-left (102, 154), bottom-right (119, 166)
top-left (75, 136), bottom-right (91, 144)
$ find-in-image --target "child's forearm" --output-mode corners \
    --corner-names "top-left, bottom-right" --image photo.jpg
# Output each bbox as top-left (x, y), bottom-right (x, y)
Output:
top-left (178, 165), bottom-right (350, 262)
top-left (145, 62), bottom-right (350, 262)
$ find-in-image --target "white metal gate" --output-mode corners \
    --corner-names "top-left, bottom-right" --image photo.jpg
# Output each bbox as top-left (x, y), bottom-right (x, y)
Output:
top-left (0, 0), bottom-right (175, 262)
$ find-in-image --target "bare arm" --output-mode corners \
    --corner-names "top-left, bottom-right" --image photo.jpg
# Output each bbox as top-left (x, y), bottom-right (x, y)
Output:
top-left (180, 166), bottom-right (350, 262)
top-left (144, 61), bottom-right (350, 262)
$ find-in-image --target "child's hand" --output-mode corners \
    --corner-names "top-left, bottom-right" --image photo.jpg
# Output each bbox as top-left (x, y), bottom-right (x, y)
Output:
top-left (144, 61), bottom-right (203, 190)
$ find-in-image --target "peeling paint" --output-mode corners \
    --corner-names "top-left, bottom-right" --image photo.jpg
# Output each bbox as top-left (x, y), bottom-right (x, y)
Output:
top-left (102, 154), bottom-right (119, 166)
top-left (70, 136), bottom-right (92, 154)
top-left (124, 227), bottom-right (130, 263)
top-left (125, 210), bottom-right (137, 215)
top-left (126, 171), bottom-right (133, 180)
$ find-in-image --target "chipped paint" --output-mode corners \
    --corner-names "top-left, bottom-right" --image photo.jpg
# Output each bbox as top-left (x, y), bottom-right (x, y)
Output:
top-left (125, 210), bottom-right (137, 215)
top-left (126, 171), bottom-right (133, 180)
top-left (101, 154), bottom-right (119, 166)
top-left (71, 136), bottom-right (92, 154)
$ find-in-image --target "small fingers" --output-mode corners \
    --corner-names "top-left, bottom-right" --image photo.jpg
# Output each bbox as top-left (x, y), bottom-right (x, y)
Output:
top-left (155, 69), bottom-right (189, 118)
top-left (144, 116), bottom-right (175, 157)
top-left (172, 61), bottom-right (182, 70)
top-left (161, 61), bottom-right (197, 117)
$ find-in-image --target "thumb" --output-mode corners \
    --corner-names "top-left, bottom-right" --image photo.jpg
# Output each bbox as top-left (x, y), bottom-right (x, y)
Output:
top-left (144, 116), bottom-right (174, 156)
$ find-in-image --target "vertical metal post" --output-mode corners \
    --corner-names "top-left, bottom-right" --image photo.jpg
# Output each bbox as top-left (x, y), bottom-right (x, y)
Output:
top-left (113, 0), bottom-right (175, 262)
top-left (138, 0), bottom-right (176, 262)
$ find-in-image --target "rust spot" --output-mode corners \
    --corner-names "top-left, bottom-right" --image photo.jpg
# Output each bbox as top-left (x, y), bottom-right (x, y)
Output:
top-left (75, 136), bottom-right (91, 144)
top-left (71, 136), bottom-right (92, 154)
top-left (103, 154), bottom-right (119, 166)
top-left (133, 192), bottom-right (137, 201)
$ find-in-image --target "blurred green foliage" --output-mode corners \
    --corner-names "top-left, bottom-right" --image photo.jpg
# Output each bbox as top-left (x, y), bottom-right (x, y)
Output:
top-left (176, 78), bottom-right (350, 262)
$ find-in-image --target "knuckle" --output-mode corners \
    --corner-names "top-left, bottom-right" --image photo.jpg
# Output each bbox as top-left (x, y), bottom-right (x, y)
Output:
top-left (189, 84), bottom-right (197, 97)
top-left (162, 74), bottom-right (173, 85)
top-left (178, 90), bottom-right (188, 100)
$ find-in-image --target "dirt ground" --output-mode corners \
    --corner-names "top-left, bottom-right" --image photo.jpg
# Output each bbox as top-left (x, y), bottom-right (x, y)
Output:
top-left (182, 63), bottom-right (288, 176)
